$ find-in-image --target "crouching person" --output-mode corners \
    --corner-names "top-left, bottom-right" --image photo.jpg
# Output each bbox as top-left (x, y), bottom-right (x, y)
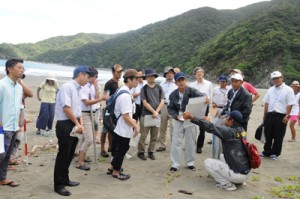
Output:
top-left (183, 110), bottom-right (250, 191)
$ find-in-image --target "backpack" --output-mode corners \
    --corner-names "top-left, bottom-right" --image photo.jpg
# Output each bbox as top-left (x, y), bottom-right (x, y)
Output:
top-left (240, 136), bottom-right (261, 169)
top-left (102, 89), bottom-right (130, 133)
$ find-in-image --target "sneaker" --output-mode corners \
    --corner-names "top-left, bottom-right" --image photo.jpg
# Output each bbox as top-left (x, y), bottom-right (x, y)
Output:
top-left (187, 165), bottom-right (196, 171)
top-left (170, 167), bottom-right (177, 173)
top-left (156, 147), bottom-right (166, 152)
top-left (100, 151), bottom-right (109, 157)
top-left (137, 152), bottom-right (147, 160)
top-left (216, 183), bottom-right (237, 191)
top-left (270, 154), bottom-right (278, 160)
top-left (41, 129), bottom-right (51, 137)
top-left (148, 152), bottom-right (155, 160)
top-left (260, 152), bottom-right (267, 157)
top-left (125, 153), bottom-right (132, 160)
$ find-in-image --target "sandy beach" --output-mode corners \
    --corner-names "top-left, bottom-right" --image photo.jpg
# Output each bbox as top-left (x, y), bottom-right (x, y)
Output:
top-left (1, 75), bottom-right (300, 199)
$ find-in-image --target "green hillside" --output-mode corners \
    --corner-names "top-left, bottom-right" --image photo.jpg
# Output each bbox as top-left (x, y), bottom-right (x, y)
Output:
top-left (188, 0), bottom-right (300, 85)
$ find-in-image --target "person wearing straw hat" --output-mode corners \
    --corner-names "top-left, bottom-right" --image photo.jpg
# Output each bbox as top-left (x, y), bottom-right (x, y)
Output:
top-left (36, 73), bottom-right (59, 136)
top-left (288, 81), bottom-right (300, 142)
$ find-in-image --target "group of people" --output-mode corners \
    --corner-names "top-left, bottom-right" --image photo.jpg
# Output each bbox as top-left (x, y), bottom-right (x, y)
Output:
top-left (0, 59), bottom-right (299, 196)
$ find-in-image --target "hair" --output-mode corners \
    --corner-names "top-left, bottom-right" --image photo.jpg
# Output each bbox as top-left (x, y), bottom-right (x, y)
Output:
top-left (193, 66), bottom-right (204, 75)
top-left (124, 76), bottom-right (135, 84)
top-left (112, 64), bottom-right (122, 72)
top-left (89, 66), bottom-right (98, 77)
top-left (5, 58), bottom-right (23, 75)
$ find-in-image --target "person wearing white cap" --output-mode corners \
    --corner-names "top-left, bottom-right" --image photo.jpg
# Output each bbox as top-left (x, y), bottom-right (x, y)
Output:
top-left (36, 73), bottom-right (59, 136)
top-left (261, 71), bottom-right (296, 160)
top-left (288, 81), bottom-right (300, 142)
top-left (222, 73), bottom-right (252, 131)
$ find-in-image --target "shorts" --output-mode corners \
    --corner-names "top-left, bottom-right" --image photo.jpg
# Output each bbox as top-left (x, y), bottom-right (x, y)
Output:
top-left (289, 115), bottom-right (298, 122)
top-left (102, 126), bottom-right (109, 133)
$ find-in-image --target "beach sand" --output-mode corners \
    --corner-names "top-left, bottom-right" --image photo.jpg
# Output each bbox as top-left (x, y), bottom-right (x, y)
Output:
top-left (1, 75), bottom-right (300, 199)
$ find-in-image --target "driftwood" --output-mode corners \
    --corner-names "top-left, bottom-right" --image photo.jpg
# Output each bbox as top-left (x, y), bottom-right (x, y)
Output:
top-left (30, 140), bottom-right (58, 155)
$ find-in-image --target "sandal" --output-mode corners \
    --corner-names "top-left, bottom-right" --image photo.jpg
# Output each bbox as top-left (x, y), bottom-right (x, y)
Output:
top-left (107, 168), bottom-right (124, 175)
top-left (112, 173), bottom-right (130, 181)
top-left (9, 159), bottom-right (21, 165)
top-left (1, 181), bottom-right (20, 187)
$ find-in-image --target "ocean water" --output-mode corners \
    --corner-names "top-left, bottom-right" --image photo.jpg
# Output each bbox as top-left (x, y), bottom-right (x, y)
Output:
top-left (0, 59), bottom-right (113, 84)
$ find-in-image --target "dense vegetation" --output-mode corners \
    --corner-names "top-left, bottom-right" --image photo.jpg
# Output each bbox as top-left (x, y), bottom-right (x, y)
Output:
top-left (0, 0), bottom-right (299, 86)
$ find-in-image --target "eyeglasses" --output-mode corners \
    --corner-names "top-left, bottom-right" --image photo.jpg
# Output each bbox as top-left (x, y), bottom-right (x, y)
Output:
top-left (272, 77), bottom-right (281, 80)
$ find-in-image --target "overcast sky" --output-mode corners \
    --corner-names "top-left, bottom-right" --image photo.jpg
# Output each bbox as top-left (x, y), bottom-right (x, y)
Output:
top-left (0, 0), bottom-right (270, 44)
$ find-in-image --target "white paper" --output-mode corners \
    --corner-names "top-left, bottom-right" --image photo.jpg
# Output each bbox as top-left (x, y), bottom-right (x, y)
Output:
top-left (184, 96), bottom-right (208, 128)
top-left (0, 133), bottom-right (4, 154)
top-left (144, 115), bottom-right (161, 127)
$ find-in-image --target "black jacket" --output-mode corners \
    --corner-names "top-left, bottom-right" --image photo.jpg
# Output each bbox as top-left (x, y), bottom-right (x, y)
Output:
top-left (222, 87), bottom-right (252, 124)
top-left (191, 118), bottom-right (250, 174)
top-left (168, 86), bottom-right (206, 120)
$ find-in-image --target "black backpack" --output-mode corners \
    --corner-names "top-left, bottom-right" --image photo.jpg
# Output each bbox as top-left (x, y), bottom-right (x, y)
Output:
top-left (102, 89), bottom-right (130, 132)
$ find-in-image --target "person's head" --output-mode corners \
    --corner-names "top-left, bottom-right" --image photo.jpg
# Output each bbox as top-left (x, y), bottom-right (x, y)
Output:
top-left (290, 81), bottom-right (300, 92)
top-left (144, 68), bottom-right (158, 84)
top-left (163, 66), bottom-right (175, 81)
top-left (73, 65), bottom-right (91, 86)
top-left (175, 72), bottom-right (187, 92)
top-left (230, 73), bottom-right (243, 91)
top-left (224, 110), bottom-right (243, 127)
top-left (88, 66), bottom-right (98, 83)
top-left (218, 75), bottom-right (228, 88)
top-left (46, 73), bottom-right (57, 85)
top-left (193, 66), bottom-right (205, 81)
top-left (111, 64), bottom-right (123, 80)
top-left (136, 69), bottom-right (144, 83)
top-left (123, 69), bottom-right (142, 89)
top-left (270, 71), bottom-right (283, 87)
top-left (5, 59), bottom-right (24, 81)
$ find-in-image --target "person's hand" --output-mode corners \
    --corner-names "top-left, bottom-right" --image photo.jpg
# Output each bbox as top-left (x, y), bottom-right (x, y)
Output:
top-left (205, 97), bottom-right (210, 104)
top-left (183, 112), bottom-right (193, 120)
top-left (152, 111), bottom-right (159, 118)
top-left (18, 126), bottom-right (22, 133)
top-left (282, 115), bottom-right (289, 124)
top-left (203, 116), bottom-right (210, 122)
top-left (133, 125), bottom-right (139, 137)
top-left (37, 97), bottom-right (42, 101)
top-left (102, 93), bottom-right (109, 101)
top-left (76, 124), bottom-right (85, 134)
top-left (212, 102), bottom-right (217, 109)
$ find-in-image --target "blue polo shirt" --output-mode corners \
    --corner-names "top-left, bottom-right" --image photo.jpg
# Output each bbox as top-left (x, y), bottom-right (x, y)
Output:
top-left (55, 79), bottom-right (82, 121)
top-left (0, 76), bottom-right (23, 131)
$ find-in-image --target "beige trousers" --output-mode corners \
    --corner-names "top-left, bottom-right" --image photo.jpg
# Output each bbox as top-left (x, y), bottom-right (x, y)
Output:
top-left (138, 116), bottom-right (159, 153)
top-left (77, 112), bottom-right (94, 153)
top-left (158, 104), bottom-right (174, 148)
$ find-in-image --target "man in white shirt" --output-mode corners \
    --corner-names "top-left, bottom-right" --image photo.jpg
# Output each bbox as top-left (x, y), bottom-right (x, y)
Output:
top-left (108, 69), bottom-right (140, 181)
top-left (157, 66), bottom-right (177, 152)
top-left (131, 70), bottom-right (145, 122)
top-left (190, 67), bottom-right (213, 153)
top-left (261, 71), bottom-right (296, 160)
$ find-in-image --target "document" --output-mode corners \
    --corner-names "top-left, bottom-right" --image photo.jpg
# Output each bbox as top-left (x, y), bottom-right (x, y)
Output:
top-left (184, 96), bottom-right (208, 128)
top-left (144, 115), bottom-right (161, 127)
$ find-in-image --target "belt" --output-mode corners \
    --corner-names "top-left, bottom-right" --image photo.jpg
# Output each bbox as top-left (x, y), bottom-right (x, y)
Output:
top-left (268, 111), bottom-right (285, 115)
top-left (217, 106), bottom-right (224, 109)
top-left (82, 111), bottom-right (95, 113)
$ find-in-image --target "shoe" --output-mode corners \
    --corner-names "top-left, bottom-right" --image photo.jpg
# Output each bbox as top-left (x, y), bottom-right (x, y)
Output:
top-left (148, 152), bottom-right (155, 160)
top-left (76, 164), bottom-right (90, 171)
top-left (125, 153), bottom-right (132, 160)
top-left (100, 151), bottom-right (109, 157)
top-left (216, 183), bottom-right (237, 191)
top-left (41, 129), bottom-right (51, 137)
top-left (137, 153), bottom-right (147, 160)
top-left (65, 181), bottom-right (80, 187)
top-left (187, 165), bottom-right (196, 171)
top-left (107, 168), bottom-right (124, 175)
top-left (36, 130), bottom-right (41, 135)
top-left (112, 173), bottom-right (130, 181)
top-left (84, 159), bottom-right (92, 163)
top-left (196, 148), bottom-right (202, 154)
top-left (156, 147), bottom-right (166, 152)
top-left (207, 141), bottom-right (212, 144)
top-left (170, 167), bottom-right (177, 173)
top-left (270, 154), bottom-right (278, 160)
top-left (260, 152), bottom-right (268, 157)
top-left (55, 188), bottom-right (71, 196)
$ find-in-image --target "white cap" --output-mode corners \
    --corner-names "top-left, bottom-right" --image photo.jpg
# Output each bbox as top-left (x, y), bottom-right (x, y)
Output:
top-left (270, 71), bottom-right (282, 79)
top-left (230, 73), bottom-right (243, 81)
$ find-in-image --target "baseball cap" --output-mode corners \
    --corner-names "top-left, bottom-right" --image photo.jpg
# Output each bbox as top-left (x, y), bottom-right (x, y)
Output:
top-left (270, 71), bottom-right (282, 79)
top-left (174, 72), bottom-right (186, 81)
top-left (226, 110), bottom-right (243, 124)
top-left (230, 73), bottom-right (243, 81)
top-left (123, 69), bottom-right (143, 78)
top-left (231, 69), bottom-right (242, 75)
top-left (73, 65), bottom-right (91, 77)
top-left (218, 75), bottom-right (228, 82)
top-left (163, 66), bottom-right (175, 78)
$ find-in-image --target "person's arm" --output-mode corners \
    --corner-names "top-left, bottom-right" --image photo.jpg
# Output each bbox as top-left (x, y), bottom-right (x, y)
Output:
top-left (252, 93), bottom-right (260, 103)
top-left (37, 87), bottom-right (42, 101)
top-left (18, 79), bottom-right (33, 98)
top-left (63, 106), bottom-right (84, 133)
top-left (123, 113), bottom-right (139, 136)
top-left (263, 103), bottom-right (269, 122)
top-left (155, 99), bottom-right (165, 114)
top-left (167, 93), bottom-right (179, 120)
top-left (283, 105), bottom-right (292, 124)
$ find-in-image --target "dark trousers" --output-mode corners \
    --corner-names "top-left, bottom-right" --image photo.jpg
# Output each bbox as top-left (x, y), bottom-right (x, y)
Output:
top-left (263, 112), bottom-right (287, 156)
top-left (54, 120), bottom-right (78, 189)
top-left (36, 102), bottom-right (55, 130)
top-left (111, 133), bottom-right (130, 171)
top-left (133, 104), bottom-right (142, 122)
top-left (197, 105), bottom-right (209, 149)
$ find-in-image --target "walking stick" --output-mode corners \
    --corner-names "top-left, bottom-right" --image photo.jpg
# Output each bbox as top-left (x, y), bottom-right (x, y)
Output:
top-left (23, 106), bottom-right (29, 166)
top-left (89, 94), bottom-right (98, 165)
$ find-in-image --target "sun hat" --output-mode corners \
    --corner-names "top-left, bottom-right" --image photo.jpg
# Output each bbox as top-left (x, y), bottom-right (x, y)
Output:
top-left (144, 68), bottom-right (158, 78)
top-left (163, 66), bottom-right (175, 78)
top-left (46, 73), bottom-right (58, 81)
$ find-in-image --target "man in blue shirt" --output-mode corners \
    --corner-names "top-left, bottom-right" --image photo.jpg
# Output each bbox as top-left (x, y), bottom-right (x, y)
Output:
top-left (0, 59), bottom-right (24, 187)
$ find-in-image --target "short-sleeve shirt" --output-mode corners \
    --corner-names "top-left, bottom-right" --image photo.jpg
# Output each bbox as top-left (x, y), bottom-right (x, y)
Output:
top-left (80, 82), bottom-right (97, 111)
top-left (55, 80), bottom-right (82, 121)
top-left (140, 84), bottom-right (165, 116)
top-left (104, 79), bottom-right (119, 96)
top-left (263, 83), bottom-right (296, 114)
top-left (290, 92), bottom-right (300, 116)
top-left (114, 85), bottom-right (134, 138)
top-left (39, 82), bottom-right (59, 103)
top-left (189, 79), bottom-right (213, 99)
top-left (213, 86), bottom-right (230, 107)
top-left (160, 80), bottom-right (177, 105)
top-left (243, 81), bottom-right (257, 95)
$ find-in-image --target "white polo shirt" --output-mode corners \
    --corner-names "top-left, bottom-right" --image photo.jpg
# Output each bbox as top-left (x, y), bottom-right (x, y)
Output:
top-left (80, 82), bottom-right (97, 111)
top-left (190, 79), bottom-right (213, 100)
top-left (114, 85), bottom-right (134, 138)
top-left (212, 85), bottom-right (230, 107)
top-left (160, 80), bottom-right (177, 105)
top-left (263, 83), bottom-right (296, 114)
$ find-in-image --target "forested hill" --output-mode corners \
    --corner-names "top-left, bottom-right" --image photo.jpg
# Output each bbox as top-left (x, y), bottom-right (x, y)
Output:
top-left (1, 0), bottom-right (299, 86)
